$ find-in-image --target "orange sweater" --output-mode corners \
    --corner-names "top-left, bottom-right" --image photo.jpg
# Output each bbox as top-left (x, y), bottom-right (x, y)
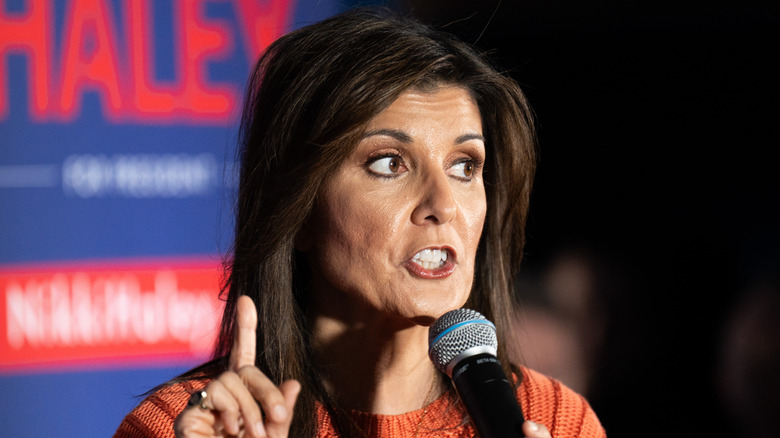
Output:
top-left (114, 367), bottom-right (605, 437)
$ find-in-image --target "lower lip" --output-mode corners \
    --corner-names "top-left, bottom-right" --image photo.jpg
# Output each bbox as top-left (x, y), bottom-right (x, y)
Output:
top-left (404, 259), bottom-right (456, 279)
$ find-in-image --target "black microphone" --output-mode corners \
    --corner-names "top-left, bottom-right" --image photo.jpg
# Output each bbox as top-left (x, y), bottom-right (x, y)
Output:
top-left (428, 308), bottom-right (525, 438)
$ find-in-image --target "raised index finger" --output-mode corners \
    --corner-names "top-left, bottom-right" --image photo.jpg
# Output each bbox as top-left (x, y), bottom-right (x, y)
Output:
top-left (229, 295), bottom-right (258, 371)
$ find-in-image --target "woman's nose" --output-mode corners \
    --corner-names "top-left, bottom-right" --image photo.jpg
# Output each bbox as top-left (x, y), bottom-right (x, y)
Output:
top-left (410, 170), bottom-right (457, 225)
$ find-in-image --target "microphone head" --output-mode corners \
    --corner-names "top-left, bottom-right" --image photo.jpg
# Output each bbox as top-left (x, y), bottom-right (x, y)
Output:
top-left (428, 308), bottom-right (498, 376)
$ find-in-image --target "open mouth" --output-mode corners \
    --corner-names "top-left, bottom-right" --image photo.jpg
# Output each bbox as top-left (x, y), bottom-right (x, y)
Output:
top-left (411, 248), bottom-right (449, 270)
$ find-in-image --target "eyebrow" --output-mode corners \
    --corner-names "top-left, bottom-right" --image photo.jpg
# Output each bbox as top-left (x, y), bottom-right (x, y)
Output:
top-left (455, 133), bottom-right (486, 144)
top-left (363, 129), bottom-right (485, 144)
top-left (363, 129), bottom-right (412, 143)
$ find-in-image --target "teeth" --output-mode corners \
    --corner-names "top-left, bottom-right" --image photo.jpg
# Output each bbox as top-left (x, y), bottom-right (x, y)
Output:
top-left (412, 249), bottom-right (449, 269)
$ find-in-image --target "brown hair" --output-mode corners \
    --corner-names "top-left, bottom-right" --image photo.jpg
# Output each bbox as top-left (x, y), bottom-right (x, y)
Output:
top-left (210, 7), bottom-right (536, 436)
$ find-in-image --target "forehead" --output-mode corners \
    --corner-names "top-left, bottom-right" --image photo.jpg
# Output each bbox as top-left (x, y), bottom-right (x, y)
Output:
top-left (365, 85), bottom-right (482, 129)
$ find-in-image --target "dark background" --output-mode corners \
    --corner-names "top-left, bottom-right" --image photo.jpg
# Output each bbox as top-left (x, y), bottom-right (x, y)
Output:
top-left (389, 1), bottom-right (779, 436)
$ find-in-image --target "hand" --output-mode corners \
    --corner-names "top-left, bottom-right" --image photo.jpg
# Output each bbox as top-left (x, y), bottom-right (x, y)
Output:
top-left (174, 296), bottom-right (301, 437)
top-left (523, 420), bottom-right (552, 438)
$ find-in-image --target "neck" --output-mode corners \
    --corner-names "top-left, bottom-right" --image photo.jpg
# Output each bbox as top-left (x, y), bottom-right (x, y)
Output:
top-left (310, 299), bottom-right (445, 415)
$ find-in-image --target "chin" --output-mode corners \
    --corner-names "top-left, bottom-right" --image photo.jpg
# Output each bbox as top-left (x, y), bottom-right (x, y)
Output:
top-left (406, 295), bottom-right (469, 327)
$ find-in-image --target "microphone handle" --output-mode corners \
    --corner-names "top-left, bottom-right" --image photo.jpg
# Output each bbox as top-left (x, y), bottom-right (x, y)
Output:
top-left (451, 353), bottom-right (526, 438)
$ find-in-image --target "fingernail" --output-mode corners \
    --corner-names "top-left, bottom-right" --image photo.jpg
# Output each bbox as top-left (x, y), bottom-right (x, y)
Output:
top-left (274, 404), bottom-right (288, 421)
top-left (256, 421), bottom-right (266, 437)
top-left (528, 421), bottom-right (540, 431)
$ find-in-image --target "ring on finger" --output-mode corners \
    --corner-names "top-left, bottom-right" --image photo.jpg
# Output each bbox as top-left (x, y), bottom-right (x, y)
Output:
top-left (187, 389), bottom-right (209, 410)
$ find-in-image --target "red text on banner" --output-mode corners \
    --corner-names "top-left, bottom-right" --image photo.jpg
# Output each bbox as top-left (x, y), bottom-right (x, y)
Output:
top-left (0, 258), bottom-right (225, 373)
top-left (0, 0), bottom-right (294, 123)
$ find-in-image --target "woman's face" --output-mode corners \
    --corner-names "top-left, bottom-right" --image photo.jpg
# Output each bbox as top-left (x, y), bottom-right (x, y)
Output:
top-left (303, 85), bottom-right (487, 324)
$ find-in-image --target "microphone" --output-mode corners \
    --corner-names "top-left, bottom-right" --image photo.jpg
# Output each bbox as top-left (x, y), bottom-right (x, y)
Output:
top-left (428, 308), bottom-right (525, 438)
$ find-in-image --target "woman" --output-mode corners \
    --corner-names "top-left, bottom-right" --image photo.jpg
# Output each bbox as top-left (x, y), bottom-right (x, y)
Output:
top-left (115, 8), bottom-right (605, 438)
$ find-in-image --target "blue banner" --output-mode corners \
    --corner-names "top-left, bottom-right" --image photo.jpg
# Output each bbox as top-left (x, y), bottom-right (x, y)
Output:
top-left (0, 1), bottom-right (350, 435)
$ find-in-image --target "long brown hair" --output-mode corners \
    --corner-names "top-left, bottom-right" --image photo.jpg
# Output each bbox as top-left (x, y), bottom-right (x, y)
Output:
top-left (210, 7), bottom-right (536, 436)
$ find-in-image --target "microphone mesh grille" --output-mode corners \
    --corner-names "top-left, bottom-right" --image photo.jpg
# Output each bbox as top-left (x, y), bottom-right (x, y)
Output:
top-left (428, 308), bottom-right (498, 372)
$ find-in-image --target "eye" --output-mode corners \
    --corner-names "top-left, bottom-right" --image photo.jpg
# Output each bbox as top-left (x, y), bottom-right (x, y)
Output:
top-left (367, 155), bottom-right (405, 176)
top-left (450, 159), bottom-right (479, 180)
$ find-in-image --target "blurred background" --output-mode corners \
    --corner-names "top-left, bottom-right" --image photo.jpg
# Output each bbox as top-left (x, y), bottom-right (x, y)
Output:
top-left (1, 0), bottom-right (778, 436)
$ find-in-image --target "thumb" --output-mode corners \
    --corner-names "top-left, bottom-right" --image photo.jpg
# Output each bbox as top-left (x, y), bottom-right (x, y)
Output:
top-left (265, 380), bottom-right (301, 437)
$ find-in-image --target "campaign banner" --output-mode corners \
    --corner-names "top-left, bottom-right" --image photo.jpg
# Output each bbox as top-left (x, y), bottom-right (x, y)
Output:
top-left (0, 0), bottom-right (344, 370)
top-left (0, 257), bottom-right (224, 373)
top-left (0, 1), bottom-right (348, 435)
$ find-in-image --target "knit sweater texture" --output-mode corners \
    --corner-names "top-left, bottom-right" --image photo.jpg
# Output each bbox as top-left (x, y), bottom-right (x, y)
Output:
top-left (114, 366), bottom-right (605, 437)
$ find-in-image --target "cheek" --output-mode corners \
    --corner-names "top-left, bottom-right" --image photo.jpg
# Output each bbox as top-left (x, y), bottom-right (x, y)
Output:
top-left (314, 190), bottom-right (404, 276)
top-left (315, 201), bottom-right (361, 266)
top-left (464, 190), bottom-right (488, 250)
